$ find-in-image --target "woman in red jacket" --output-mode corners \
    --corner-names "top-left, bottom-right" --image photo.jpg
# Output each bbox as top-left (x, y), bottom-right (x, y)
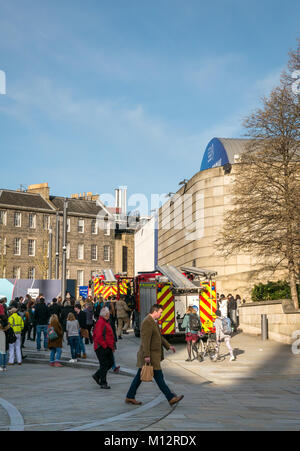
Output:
top-left (92, 307), bottom-right (115, 389)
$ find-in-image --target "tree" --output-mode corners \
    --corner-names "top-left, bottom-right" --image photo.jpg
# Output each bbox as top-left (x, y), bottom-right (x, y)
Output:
top-left (217, 42), bottom-right (300, 309)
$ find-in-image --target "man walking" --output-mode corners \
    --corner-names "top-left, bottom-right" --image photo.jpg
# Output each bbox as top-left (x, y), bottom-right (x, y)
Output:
top-left (125, 304), bottom-right (184, 407)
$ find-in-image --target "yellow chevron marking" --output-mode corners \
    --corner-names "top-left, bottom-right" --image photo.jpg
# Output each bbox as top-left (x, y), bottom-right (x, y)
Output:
top-left (160, 303), bottom-right (174, 321)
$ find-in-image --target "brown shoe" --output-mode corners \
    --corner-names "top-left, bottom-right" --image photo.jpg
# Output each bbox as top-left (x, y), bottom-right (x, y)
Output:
top-left (82, 354), bottom-right (87, 359)
top-left (125, 398), bottom-right (142, 406)
top-left (169, 395), bottom-right (184, 407)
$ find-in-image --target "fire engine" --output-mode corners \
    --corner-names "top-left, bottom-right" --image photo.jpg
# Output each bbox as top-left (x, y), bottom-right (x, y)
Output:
top-left (92, 269), bottom-right (133, 300)
top-left (133, 265), bottom-right (217, 337)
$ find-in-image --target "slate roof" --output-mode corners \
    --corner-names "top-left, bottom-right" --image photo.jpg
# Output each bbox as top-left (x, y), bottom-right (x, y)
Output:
top-left (0, 190), bottom-right (55, 211)
top-left (50, 196), bottom-right (111, 217)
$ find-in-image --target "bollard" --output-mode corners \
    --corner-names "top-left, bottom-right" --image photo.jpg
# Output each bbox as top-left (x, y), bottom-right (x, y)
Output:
top-left (261, 314), bottom-right (268, 340)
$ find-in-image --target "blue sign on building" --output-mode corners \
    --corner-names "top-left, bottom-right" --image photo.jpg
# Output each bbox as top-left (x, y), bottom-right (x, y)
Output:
top-left (200, 138), bottom-right (229, 171)
top-left (79, 286), bottom-right (89, 299)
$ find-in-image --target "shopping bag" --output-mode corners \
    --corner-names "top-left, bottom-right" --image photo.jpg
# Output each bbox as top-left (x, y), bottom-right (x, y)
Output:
top-left (140, 363), bottom-right (154, 382)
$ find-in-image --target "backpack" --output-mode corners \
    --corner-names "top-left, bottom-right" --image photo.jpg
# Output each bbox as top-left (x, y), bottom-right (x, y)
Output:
top-left (221, 317), bottom-right (232, 335)
top-left (189, 313), bottom-right (201, 331)
top-left (6, 327), bottom-right (17, 344)
top-left (48, 326), bottom-right (58, 341)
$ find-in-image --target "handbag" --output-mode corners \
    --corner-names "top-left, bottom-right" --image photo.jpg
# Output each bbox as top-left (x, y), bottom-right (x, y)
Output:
top-left (80, 328), bottom-right (89, 339)
top-left (6, 327), bottom-right (17, 344)
top-left (140, 363), bottom-right (154, 382)
top-left (48, 326), bottom-right (58, 341)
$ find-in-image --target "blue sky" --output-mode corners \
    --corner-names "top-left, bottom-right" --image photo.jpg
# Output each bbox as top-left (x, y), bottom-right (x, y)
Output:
top-left (0, 0), bottom-right (299, 213)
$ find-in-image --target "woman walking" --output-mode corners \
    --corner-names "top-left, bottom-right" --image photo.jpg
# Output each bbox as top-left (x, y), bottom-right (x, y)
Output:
top-left (48, 314), bottom-right (64, 367)
top-left (66, 313), bottom-right (80, 363)
top-left (181, 306), bottom-right (201, 362)
top-left (92, 307), bottom-right (115, 389)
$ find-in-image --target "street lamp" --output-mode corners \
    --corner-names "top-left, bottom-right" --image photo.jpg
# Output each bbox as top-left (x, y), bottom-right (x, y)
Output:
top-left (48, 227), bottom-right (53, 279)
top-left (55, 212), bottom-right (60, 279)
top-left (61, 199), bottom-right (68, 300)
top-left (179, 179), bottom-right (188, 186)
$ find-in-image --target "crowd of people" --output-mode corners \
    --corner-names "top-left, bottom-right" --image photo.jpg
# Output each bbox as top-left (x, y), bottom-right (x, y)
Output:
top-left (0, 293), bottom-right (135, 373)
top-left (0, 290), bottom-right (243, 406)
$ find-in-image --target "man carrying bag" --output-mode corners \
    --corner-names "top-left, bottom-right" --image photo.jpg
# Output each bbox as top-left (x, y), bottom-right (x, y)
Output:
top-left (125, 304), bottom-right (184, 407)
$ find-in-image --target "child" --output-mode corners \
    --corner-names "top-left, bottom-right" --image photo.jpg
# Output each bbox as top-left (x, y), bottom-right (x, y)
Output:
top-left (214, 309), bottom-right (236, 362)
top-left (66, 313), bottom-right (80, 363)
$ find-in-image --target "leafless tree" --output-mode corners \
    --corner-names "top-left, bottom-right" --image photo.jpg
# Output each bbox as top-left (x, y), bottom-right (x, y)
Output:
top-left (217, 42), bottom-right (300, 309)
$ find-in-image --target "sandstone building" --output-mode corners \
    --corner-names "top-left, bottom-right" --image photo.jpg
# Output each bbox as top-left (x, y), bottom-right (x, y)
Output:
top-left (158, 138), bottom-right (286, 299)
top-left (0, 183), bottom-right (135, 289)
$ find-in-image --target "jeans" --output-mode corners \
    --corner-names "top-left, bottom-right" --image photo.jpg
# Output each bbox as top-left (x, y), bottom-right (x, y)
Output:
top-left (36, 325), bottom-right (48, 350)
top-left (69, 336), bottom-right (80, 359)
top-left (127, 368), bottom-right (175, 402)
top-left (77, 332), bottom-right (86, 356)
top-left (0, 353), bottom-right (7, 368)
top-left (50, 347), bottom-right (62, 363)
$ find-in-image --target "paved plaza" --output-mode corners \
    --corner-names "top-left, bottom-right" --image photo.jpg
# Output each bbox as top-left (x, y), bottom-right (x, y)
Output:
top-left (0, 331), bottom-right (300, 431)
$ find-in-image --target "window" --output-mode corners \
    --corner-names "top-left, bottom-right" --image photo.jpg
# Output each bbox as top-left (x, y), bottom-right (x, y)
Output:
top-left (1, 266), bottom-right (6, 278)
top-left (28, 239), bottom-right (36, 257)
top-left (91, 219), bottom-right (98, 235)
top-left (122, 246), bottom-right (128, 273)
top-left (67, 243), bottom-right (70, 260)
top-left (14, 212), bottom-right (21, 227)
top-left (104, 245), bottom-right (110, 262)
top-left (67, 218), bottom-right (71, 233)
top-left (78, 219), bottom-right (84, 234)
top-left (29, 213), bottom-right (36, 229)
top-left (0, 237), bottom-right (6, 255)
top-left (104, 221), bottom-right (110, 236)
top-left (91, 244), bottom-right (98, 261)
top-left (78, 244), bottom-right (84, 260)
top-left (14, 238), bottom-right (21, 256)
top-left (13, 267), bottom-right (21, 279)
top-left (28, 267), bottom-right (35, 279)
top-left (77, 270), bottom-right (84, 286)
top-left (0, 210), bottom-right (7, 225)
top-left (43, 215), bottom-right (50, 231)
top-left (66, 269), bottom-right (70, 280)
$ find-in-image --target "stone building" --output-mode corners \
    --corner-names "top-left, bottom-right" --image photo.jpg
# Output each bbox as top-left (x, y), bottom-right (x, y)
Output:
top-left (0, 183), bottom-right (134, 288)
top-left (157, 138), bottom-right (286, 299)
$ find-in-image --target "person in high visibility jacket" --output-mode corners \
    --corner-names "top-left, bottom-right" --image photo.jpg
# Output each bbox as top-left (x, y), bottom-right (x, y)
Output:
top-left (8, 307), bottom-right (24, 365)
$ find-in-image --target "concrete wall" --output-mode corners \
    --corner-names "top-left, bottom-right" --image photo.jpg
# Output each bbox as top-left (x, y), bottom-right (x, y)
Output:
top-left (239, 300), bottom-right (300, 345)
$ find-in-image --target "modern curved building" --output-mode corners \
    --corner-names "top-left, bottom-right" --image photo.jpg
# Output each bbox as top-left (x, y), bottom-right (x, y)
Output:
top-left (158, 137), bottom-right (282, 299)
